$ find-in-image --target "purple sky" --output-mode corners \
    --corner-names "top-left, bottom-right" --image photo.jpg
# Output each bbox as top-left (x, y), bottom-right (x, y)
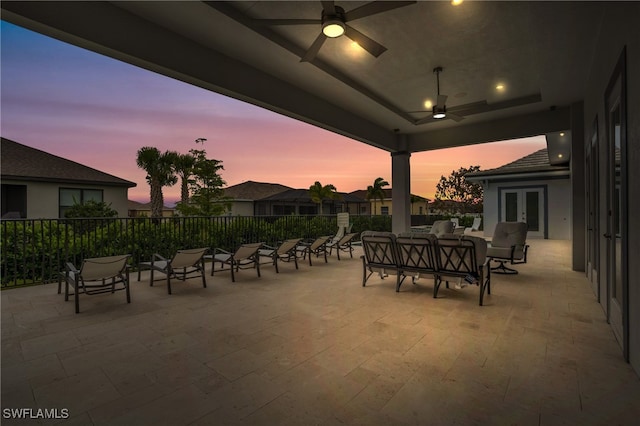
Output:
top-left (1, 21), bottom-right (545, 204)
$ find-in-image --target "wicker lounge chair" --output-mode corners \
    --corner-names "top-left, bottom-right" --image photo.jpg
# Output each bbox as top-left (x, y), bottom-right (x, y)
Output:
top-left (361, 231), bottom-right (400, 288)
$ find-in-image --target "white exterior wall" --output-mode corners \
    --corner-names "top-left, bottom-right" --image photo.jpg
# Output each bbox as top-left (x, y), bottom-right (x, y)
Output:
top-left (481, 178), bottom-right (571, 240)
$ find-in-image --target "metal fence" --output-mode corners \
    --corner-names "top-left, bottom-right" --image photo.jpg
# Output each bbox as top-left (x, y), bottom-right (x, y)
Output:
top-left (0, 215), bottom-right (394, 289)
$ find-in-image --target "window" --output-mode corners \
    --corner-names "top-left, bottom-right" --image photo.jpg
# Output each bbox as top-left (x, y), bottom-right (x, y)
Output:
top-left (1, 184), bottom-right (27, 218)
top-left (381, 206), bottom-right (389, 215)
top-left (59, 188), bottom-right (103, 217)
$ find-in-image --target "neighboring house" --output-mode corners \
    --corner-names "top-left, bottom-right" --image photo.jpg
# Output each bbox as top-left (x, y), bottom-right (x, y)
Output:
top-left (256, 189), bottom-right (367, 216)
top-left (127, 200), bottom-right (175, 217)
top-left (223, 181), bottom-right (293, 216)
top-left (349, 189), bottom-right (430, 216)
top-left (1, 138), bottom-right (136, 218)
top-left (466, 148), bottom-right (571, 239)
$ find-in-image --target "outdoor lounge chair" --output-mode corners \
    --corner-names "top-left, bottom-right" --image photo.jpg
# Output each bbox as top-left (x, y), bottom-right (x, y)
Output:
top-left (208, 242), bottom-right (263, 282)
top-left (435, 234), bottom-right (491, 306)
top-left (429, 220), bottom-right (455, 237)
top-left (64, 254), bottom-right (131, 313)
top-left (296, 236), bottom-right (331, 266)
top-left (258, 238), bottom-right (303, 273)
top-left (327, 232), bottom-right (358, 260)
top-left (469, 217), bottom-right (482, 232)
top-left (361, 231), bottom-right (400, 288)
top-left (486, 221), bottom-right (529, 274)
top-left (138, 247), bottom-right (208, 294)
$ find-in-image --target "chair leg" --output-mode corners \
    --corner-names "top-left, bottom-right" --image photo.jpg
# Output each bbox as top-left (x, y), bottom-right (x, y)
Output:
top-left (125, 271), bottom-right (131, 304)
top-left (167, 274), bottom-right (172, 295)
top-left (74, 281), bottom-right (80, 314)
top-left (490, 259), bottom-right (519, 274)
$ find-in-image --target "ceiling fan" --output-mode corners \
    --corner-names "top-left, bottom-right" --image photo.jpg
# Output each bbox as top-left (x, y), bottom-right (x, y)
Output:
top-left (254, 1), bottom-right (417, 62)
top-left (411, 67), bottom-right (467, 124)
top-left (410, 67), bottom-right (543, 125)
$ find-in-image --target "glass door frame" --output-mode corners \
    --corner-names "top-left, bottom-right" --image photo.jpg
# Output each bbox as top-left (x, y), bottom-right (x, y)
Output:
top-left (498, 185), bottom-right (548, 239)
top-left (604, 47), bottom-right (628, 360)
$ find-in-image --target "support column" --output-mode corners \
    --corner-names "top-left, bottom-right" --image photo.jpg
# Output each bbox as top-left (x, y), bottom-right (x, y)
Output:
top-left (391, 151), bottom-right (411, 234)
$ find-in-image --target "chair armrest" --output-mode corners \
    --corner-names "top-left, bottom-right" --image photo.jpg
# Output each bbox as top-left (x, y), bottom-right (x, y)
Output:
top-left (65, 262), bottom-right (79, 273)
top-left (213, 247), bottom-right (231, 255)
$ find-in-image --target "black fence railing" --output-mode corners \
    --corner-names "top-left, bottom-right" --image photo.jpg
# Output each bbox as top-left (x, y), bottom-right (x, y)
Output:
top-left (0, 215), bottom-right (396, 289)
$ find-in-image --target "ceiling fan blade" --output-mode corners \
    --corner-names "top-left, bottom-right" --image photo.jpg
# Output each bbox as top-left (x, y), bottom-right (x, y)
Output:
top-left (321, 0), bottom-right (336, 15)
top-left (447, 113), bottom-right (465, 122)
top-left (344, 25), bottom-right (387, 57)
top-left (254, 18), bottom-right (321, 26)
top-left (415, 115), bottom-right (436, 125)
top-left (300, 32), bottom-right (327, 62)
top-left (437, 94), bottom-right (448, 108)
top-left (448, 100), bottom-right (488, 113)
top-left (345, 1), bottom-right (417, 21)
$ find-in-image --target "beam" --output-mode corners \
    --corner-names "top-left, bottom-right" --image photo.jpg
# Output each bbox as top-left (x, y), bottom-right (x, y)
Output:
top-left (407, 107), bottom-right (572, 152)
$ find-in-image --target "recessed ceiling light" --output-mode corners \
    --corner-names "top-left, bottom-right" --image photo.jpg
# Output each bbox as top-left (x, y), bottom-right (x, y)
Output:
top-left (560, 132), bottom-right (565, 137)
top-left (451, 0), bottom-right (464, 6)
top-left (424, 100), bottom-right (433, 109)
top-left (558, 154), bottom-right (564, 158)
top-left (496, 84), bottom-right (505, 91)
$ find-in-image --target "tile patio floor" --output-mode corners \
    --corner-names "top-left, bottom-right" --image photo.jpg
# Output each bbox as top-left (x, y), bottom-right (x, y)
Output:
top-left (2, 239), bottom-right (640, 425)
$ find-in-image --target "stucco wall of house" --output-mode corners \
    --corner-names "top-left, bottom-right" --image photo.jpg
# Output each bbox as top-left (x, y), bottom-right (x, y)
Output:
top-left (227, 200), bottom-right (254, 216)
top-left (481, 178), bottom-right (571, 240)
top-left (5, 179), bottom-right (130, 218)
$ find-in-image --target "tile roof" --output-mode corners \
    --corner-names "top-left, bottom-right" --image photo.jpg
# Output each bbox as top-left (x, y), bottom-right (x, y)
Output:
top-left (1, 137), bottom-right (136, 187)
top-left (467, 148), bottom-right (570, 178)
top-left (223, 180), bottom-right (293, 200)
top-left (349, 189), bottom-right (429, 201)
top-left (259, 189), bottom-right (366, 203)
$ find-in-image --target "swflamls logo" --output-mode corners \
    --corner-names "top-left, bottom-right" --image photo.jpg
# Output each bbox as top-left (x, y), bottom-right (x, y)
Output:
top-left (2, 408), bottom-right (70, 419)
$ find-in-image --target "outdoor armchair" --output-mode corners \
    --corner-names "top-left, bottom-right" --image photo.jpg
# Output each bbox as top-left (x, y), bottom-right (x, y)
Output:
top-left (429, 220), bottom-right (455, 237)
top-left (258, 238), bottom-right (303, 273)
top-left (396, 232), bottom-right (439, 293)
top-left (138, 247), bottom-right (208, 294)
top-left (486, 221), bottom-right (529, 274)
top-left (208, 242), bottom-right (263, 282)
top-left (64, 254), bottom-right (131, 313)
top-left (327, 232), bottom-right (358, 260)
top-left (296, 236), bottom-right (331, 266)
top-left (361, 231), bottom-right (400, 289)
top-left (435, 234), bottom-right (491, 306)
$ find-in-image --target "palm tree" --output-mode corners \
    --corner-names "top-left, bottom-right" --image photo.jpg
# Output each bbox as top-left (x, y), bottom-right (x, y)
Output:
top-left (366, 177), bottom-right (389, 215)
top-left (136, 147), bottom-right (177, 218)
top-left (170, 152), bottom-right (196, 207)
top-left (308, 181), bottom-right (338, 214)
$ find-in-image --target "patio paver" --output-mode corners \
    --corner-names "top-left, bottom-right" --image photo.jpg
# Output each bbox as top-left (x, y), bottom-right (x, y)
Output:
top-left (2, 239), bottom-right (640, 425)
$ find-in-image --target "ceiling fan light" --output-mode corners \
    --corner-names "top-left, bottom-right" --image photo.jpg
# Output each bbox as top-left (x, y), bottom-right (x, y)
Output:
top-left (433, 105), bottom-right (446, 119)
top-left (322, 20), bottom-right (345, 37)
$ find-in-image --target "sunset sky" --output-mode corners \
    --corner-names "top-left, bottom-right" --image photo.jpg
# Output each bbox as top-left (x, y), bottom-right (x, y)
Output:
top-left (1, 20), bottom-right (545, 205)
